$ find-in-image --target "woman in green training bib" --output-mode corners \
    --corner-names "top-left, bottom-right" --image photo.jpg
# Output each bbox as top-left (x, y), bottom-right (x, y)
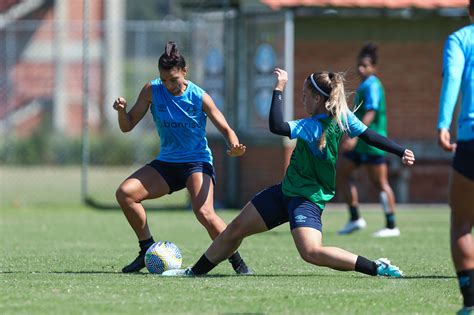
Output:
top-left (337, 42), bottom-right (400, 238)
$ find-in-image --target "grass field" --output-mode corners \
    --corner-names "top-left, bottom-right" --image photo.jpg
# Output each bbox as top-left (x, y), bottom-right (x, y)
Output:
top-left (0, 166), bottom-right (188, 208)
top-left (0, 203), bottom-right (465, 314)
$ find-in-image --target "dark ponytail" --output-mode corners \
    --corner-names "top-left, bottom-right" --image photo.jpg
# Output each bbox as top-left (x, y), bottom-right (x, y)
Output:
top-left (358, 41), bottom-right (378, 65)
top-left (158, 41), bottom-right (186, 70)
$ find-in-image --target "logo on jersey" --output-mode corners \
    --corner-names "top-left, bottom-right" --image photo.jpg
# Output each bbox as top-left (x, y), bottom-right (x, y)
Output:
top-left (158, 120), bottom-right (202, 129)
top-left (295, 215), bottom-right (307, 223)
top-left (157, 104), bottom-right (167, 113)
top-left (185, 106), bottom-right (197, 115)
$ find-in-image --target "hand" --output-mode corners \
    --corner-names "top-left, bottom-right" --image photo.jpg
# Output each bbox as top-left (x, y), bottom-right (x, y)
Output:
top-left (227, 143), bottom-right (246, 157)
top-left (113, 97), bottom-right (127, 112)
top-left (273, 68), bottom-right (288, 91)
top-left (437, 128), bottom-right (456, 152)
top-left (401, 149), bottom-right (415, 166)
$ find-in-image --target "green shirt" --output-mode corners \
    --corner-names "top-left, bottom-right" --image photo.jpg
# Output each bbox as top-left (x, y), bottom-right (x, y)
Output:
top-left (283, 113), bottom-right (367, 209)
top-left (354, 75), bottom-right (387, 156)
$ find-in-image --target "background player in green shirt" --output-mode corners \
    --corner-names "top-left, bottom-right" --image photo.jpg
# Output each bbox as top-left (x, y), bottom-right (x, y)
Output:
top-left (337, 42), bottom-right (400, 238)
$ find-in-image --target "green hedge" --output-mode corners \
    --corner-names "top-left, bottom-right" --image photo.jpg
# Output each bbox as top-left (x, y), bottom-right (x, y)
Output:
top-left (0, 132), bottom-right (160, 165)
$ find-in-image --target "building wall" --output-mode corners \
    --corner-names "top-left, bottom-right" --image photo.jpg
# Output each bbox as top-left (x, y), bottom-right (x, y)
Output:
top-left (296, 16), bottom-right (467, 204)
top-left (212, 14), bottom-right (468, 207)
top-left (2, 1), bottom-right (106, 136)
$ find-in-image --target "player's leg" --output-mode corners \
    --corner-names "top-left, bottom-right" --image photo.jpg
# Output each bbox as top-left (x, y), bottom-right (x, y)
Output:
top-left (450, 169), bottom-right (474, 310)
top-left (186, 169), bottom-right (252, 275)
top-left (188, 201), bottom-right (269, 275)
top-left (337, 153), bottom-right (366, 234)
top-left (292, 227), bottom-right (358, 270)
top-left (289, 200), bottom-right (402, 277)
top-left (163, 184), bottom-right (286, 276)
top-left (116, 164), bottom-right (170, 272)
top-left (163, 200), bottom-right (269, 277)
top-left (186, 171), bottom-right (225, 238)
top-left (366, 161), bottom-right (399, 237)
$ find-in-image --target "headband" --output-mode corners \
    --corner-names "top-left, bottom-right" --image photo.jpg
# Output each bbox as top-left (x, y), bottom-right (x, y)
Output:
top-left (310, 74), bottom-right (329, 97)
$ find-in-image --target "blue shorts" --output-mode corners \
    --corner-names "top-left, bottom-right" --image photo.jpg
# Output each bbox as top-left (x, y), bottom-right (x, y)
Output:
top-left (251, 183), bottom-right (323, 232)
top-left (147, 160), bottom-right (216, 194)
top-left (343, 150), bottom-right (385, 166)
top-left (453, 140), bottom-right (474, 181)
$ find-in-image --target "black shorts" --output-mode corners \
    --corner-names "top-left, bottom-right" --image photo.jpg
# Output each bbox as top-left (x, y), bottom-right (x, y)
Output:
top-left (251, 183), bottom-right (323, 232)
top-left (343, 150), bottom-right (385, 166)
top-left (147, 160), bottom-right (216, 194)
top-left (453, 140), bottom-right (474, 181)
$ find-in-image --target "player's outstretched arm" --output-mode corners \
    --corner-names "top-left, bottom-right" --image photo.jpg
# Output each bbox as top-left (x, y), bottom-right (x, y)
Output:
top-left (202, 93), bottom-right (246, 157)
top-left (269, 68), bottom-right (291, 137)
top-left (113, 83), bottom-right (152, 132)
top-left (358, 128), bottom-right (415, 165)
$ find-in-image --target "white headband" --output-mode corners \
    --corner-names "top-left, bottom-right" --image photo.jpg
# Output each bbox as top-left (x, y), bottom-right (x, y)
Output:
top-left (310, 74), bottom-right (329, 97)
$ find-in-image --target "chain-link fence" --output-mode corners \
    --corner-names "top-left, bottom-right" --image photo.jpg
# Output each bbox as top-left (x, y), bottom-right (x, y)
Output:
top-left (0, 11), bottom-right (237, 208)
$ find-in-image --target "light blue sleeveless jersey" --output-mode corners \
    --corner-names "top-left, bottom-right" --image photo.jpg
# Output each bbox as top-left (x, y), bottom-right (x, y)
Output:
top-left (438, 24), bottom-right (474, 141)
top-left (150, 79), bottom-right (213, 163)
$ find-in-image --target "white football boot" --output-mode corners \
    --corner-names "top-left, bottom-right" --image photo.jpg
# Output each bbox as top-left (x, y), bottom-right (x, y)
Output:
top-left (162, 268), bottom-right (194, 277)
top-left (373, 227), bottom-right (400, 238)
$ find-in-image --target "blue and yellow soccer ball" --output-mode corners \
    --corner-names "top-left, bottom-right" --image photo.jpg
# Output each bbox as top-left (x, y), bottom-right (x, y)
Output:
top-left (145, 241), bottom-right (182, 274)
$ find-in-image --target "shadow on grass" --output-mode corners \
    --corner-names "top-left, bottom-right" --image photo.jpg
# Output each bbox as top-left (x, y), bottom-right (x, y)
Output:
top-left (400, 275), bottom-right (456, 279)
top-left (0, 271), bottom-right (335, 278)
top-left (181, 273), bottom-right (348, 278)
top-left (0, 271), bottom-right (456, 279)
top-left (0, 270), bottom-right (126, 275)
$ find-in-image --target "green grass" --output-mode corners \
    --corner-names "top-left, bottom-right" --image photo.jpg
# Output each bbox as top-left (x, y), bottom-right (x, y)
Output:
top-left (0, 166), bottom-right (188, 208)
top-left (0, 204), bottom-right (464, 314)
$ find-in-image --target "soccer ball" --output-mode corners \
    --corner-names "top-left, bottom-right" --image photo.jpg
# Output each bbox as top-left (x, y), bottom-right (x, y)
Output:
top-left (144, 241), bottom-right (182, 274)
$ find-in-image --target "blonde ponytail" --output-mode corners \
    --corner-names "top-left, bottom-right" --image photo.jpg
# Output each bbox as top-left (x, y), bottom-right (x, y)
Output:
top-left (325, 72), bottom-right (350, 132)
top-left (307, 71), bottom-right (352, 150)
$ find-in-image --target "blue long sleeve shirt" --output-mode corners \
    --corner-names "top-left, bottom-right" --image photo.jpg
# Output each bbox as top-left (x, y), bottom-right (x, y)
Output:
top-left (437, 24), bottom-right (474, 141)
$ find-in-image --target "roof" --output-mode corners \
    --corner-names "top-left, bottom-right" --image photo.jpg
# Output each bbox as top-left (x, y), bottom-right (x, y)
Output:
top-left (0, 0), bottom-right (49, 29)
top-left (260, 0), bottom-right (469, 9)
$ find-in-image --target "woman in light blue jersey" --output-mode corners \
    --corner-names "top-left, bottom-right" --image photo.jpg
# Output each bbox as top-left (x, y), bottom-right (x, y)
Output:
top-left (437, 2), bottom-right (474, 313)
top-left (113, 41), bottom-right (252, 275)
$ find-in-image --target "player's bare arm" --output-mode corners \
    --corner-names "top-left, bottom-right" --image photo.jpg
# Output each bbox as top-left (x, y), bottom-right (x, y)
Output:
top-left (202, 93), bottom-right (246, 157)
top-left (342, 111), bottom-right (374, 150)
top-left (438, 128), bottom-right (457, 152)
top-left (361, 110), bottom-right (376, 126)
top-left (113, 82), bottom-right (152, 132)
top-left (340, 135), bottom-right (357, 152)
